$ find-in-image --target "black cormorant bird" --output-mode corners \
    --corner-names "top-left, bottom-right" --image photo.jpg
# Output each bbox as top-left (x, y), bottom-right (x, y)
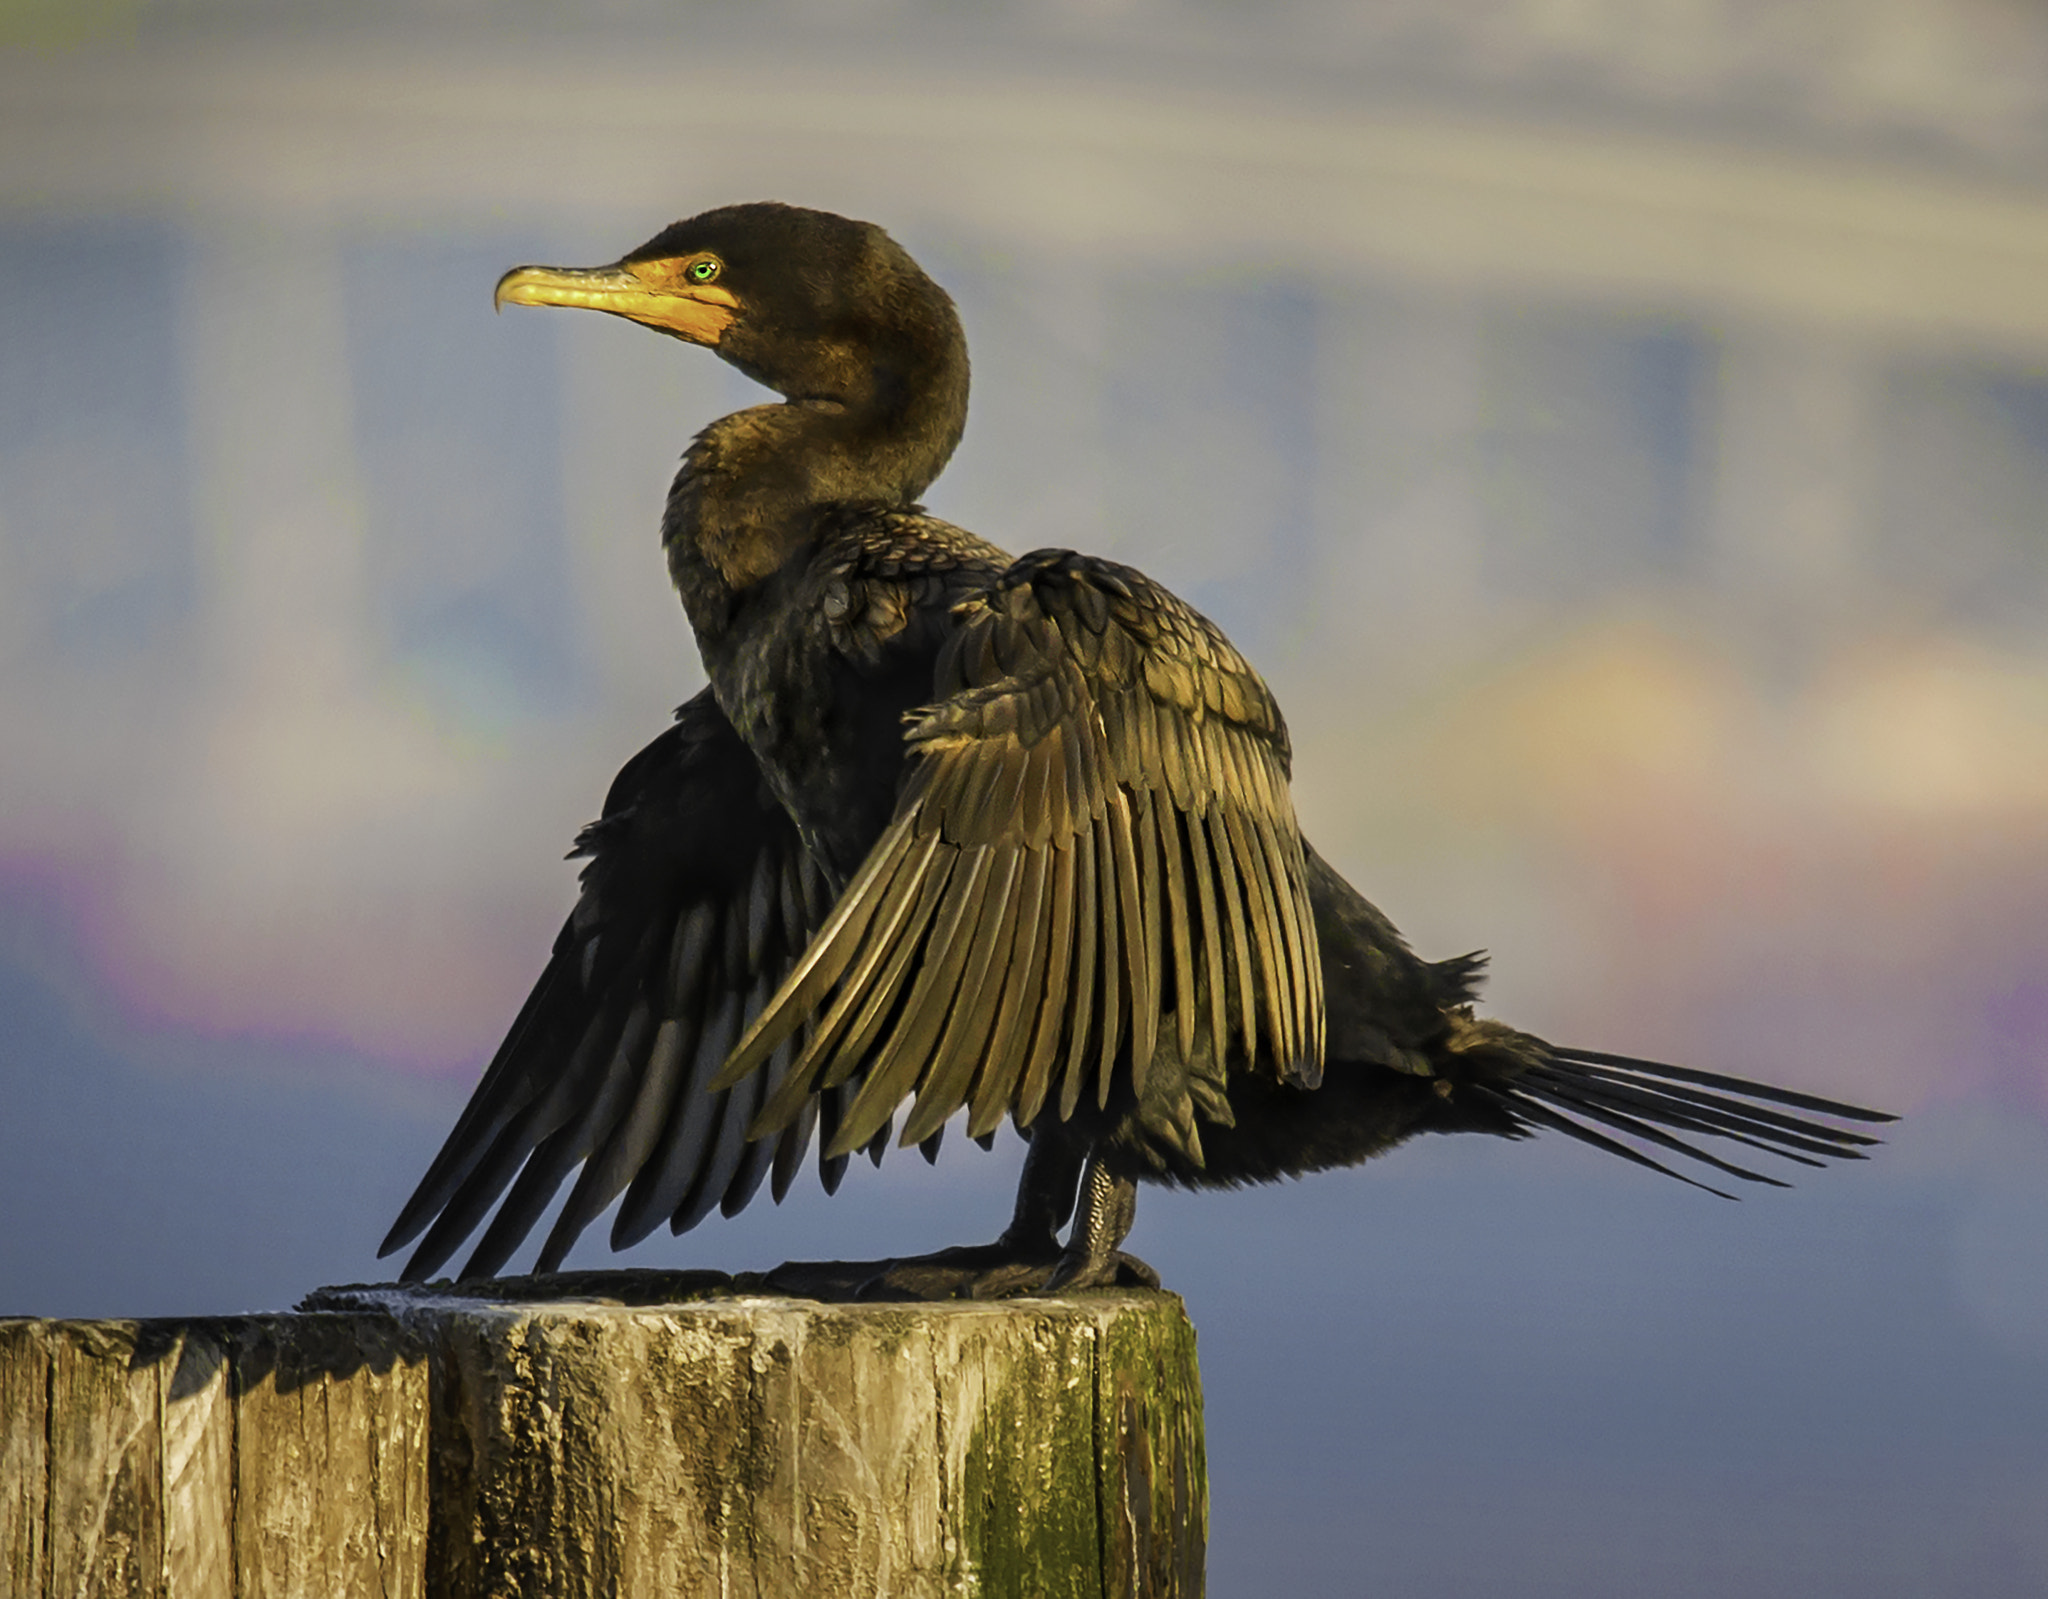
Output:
top-left (381, 202), bottom-right (1890, 1294)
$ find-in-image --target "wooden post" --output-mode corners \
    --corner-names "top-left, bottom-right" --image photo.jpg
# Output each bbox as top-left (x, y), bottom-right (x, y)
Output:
top-left (3, 1274), bottom-right (1204, 1598)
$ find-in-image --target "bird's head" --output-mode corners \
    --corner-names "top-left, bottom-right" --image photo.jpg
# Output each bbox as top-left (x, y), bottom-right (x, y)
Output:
top-left (495, 201), bottom-right (967, 430)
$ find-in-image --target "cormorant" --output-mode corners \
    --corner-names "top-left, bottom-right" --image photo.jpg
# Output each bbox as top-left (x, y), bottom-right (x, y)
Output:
top-left (381, 202), bottom-right (1890, 1294)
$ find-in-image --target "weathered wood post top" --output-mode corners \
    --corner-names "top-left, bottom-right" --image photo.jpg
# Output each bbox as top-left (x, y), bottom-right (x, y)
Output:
top-left (4, 1271), bottom-right (1205, 1598)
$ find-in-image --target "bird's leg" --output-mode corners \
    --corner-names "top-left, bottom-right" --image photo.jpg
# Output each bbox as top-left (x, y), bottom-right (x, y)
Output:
top-left (851, 1127), bottom-right (1090, 1300)
top-left (1040, 1155), bottom-right (1159, 1292)
top-left (995, 1124), bottom-right (1088, 1255)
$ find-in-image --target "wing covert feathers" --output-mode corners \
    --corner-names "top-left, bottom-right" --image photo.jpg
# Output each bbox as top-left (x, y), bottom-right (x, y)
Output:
top-left (713, 549), bottom-right (1324, 1157)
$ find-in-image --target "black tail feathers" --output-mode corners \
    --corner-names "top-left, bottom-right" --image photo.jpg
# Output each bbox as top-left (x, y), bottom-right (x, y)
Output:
top-left (1456, 1032), bottom-right (1895, 1199)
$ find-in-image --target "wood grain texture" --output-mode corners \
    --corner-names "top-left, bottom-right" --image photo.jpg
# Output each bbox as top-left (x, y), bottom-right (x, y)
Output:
top-left (156, 1330), bottom-right (231, 1599)
top-left (229, 1317), bottom-right (428, 1599)
top-left (1, 1315), bottom-right (427, 1599)
top-left (9, 1286), bottom-right (1202, 1598)
top-left (45, 1321), bottom-right (162, 1599)
top-left (1, 1321), bottom-right (52, 1599)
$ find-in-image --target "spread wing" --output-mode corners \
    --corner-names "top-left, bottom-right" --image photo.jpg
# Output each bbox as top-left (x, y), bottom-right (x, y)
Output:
top-left (710, 549), bottom-right (1324, 1160)
top-left (380, 689), bottom-right (848, 1281)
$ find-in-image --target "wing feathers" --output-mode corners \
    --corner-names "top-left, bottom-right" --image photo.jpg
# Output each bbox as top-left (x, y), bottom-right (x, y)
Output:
top-left (899, 847), bottom-right (1024, 1147)
top-left (1107, 788), bottom-right (1154, 1098)
top-left (748, 828), bottom-right (946, 1123)
top-left (1204, 806), bottom-right (1259, 1055)
top-left (1014, 840), bottom-right (1077, 1128)
top-left (769, 1091), bottom-right (820, 1203)
top-left (1184, 802), bottom-right (1231, 1071)
top-left (814, 856), bottom-right (959, 1091)
top-left (401, 972), bottom-right (638, 1280)
top-left (612, 985), bottom-right (741, 1248)
top-left (1221, 804), bottom-right (1288, 1067)
top-left (389, 688), bottom-right (927, 1279)
top-left (971, 843), bottom-right (1051, 1138)
top-left (709, 815), bottom-right (919, 1094)
top-left (1255, 810), bottom-right (1316, 1078)
top-left (1059, 822), bottom-right (1101, 1122)
top-left (1092, 808), bottom-right (1126, 1111)
top-left (722, 1028), bottom-right (796, 1218)
top-left (406, 551), bottom-right (1316, 1284)
top-left (830, 847), bottom-right (997, 1156)
top-left (379, 963), bottom-right (571, 1257)
top-left (541, 1013), bottom-right (688, 1267)
top-left (705, 554), bottom-right (1318, 1165)
top-left (500, 995), bottom-right (653, 1274)
top-left (1157, 798), bottom-right (1196, 1065)
top-left (673, 1013), bottom-right (762, 1234)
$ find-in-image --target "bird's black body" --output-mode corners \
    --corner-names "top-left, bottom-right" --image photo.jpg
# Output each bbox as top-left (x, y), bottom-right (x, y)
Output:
top-left (383, 202), bottom-right (1890, 1292)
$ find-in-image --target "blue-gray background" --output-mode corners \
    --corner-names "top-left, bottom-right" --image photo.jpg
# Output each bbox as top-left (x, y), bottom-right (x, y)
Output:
top-left (3, 4), bottom-right (2046, 1594)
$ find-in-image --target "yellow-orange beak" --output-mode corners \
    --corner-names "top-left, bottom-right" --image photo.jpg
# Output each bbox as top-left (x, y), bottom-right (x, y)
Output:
top-left (493, 261), bottom-right (739, 346)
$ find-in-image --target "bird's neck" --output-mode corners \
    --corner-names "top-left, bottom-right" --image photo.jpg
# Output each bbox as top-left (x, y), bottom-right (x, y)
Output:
top-left (662, 340), bottom-right (969, 641)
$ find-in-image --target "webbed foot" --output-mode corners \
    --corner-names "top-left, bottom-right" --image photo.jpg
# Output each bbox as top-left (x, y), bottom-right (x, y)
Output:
top-left (1041, 1247), bottom-right (1160, 1293)
top-left (853, 1232), bottom-right (1064, 1300)
top-left (757, 1141), bottom-right (1159, 1301)
top-left (851, 1239), bottom-right (1160, 1299)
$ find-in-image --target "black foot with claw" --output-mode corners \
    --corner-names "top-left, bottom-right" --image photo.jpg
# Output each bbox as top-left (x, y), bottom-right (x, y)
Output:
top-left (851, 1229), bottom-right (1065, 1300)
top-left (756, 1138), bottom-right (1160, 1301)
top-left (1042, 1247), bottom-right (1160, 1293)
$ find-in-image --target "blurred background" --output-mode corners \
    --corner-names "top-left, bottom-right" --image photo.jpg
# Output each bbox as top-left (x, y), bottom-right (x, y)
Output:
top-left (3, 2), bottom-right (2046, 1594)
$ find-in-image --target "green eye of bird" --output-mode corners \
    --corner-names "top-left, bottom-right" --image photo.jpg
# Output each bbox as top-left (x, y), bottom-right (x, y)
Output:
top-left (688, 259), bottom-right (720, 283)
